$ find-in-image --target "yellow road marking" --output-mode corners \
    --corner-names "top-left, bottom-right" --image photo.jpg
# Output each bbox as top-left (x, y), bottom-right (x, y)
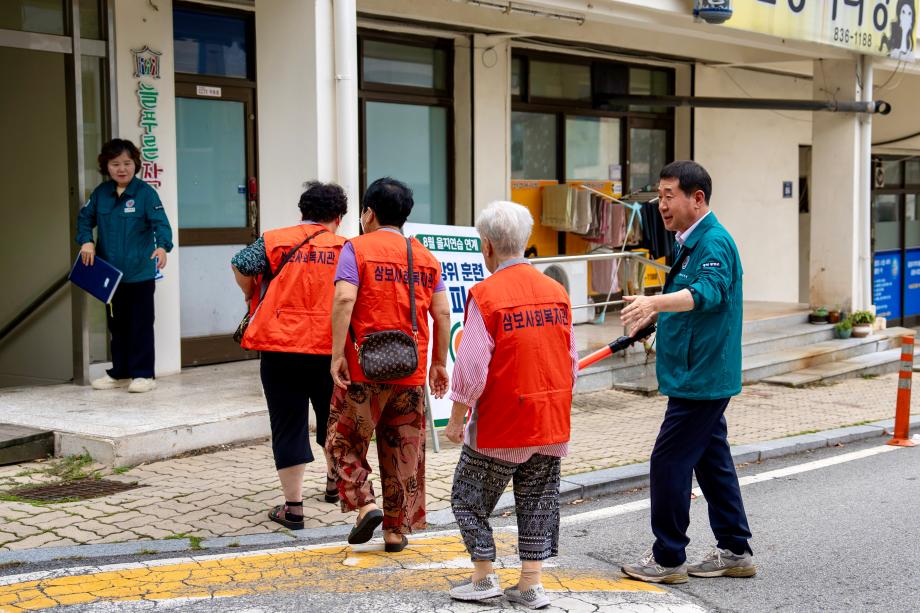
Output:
top-left (0, 534), bottom-right (660, 611)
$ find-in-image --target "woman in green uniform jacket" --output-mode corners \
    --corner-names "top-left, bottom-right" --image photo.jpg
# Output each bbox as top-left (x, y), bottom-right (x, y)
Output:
top-left (75, 139), bottom-right (173, 393)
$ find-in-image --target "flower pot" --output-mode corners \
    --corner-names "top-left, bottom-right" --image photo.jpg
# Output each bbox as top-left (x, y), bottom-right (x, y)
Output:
top-left (828, 311), bottom-right (841, 324)
top-left (835, 327), bottom-right (852, 339)
top-left (809, 313), bottom-right (828, 324)
top-left (852, 324), bottom-right (872, 338)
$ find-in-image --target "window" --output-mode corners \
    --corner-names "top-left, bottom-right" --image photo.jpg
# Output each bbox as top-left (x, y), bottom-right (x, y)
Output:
top-left (0, 0), bottom-right (64, 35)
top-left (511, 52), bottom-right (674, 187)
top-left (565, 116), bottom-right (620, 181)
top-left (359, 34), bottom-right (453, 225)
top-left (511, 112), bottom-right (556, 180)
top-left (362, 40), bottom-right (448, 91)
top-left (365, 102), bottom-right (448, 224)
top-left (530, 60), bottom-right (591, 101)
top-left (174, 7), bottom-right (251, 79)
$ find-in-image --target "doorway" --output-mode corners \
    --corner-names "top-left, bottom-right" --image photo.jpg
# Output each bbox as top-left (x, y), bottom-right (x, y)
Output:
top-left (173, 3), bottom-right (257, 366)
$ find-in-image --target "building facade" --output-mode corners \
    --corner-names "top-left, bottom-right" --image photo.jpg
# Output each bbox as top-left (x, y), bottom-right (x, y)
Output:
top-left (3, 0), bottom-right (920, 387)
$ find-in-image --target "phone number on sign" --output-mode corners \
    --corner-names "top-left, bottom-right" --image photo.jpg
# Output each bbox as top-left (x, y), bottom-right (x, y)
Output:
top-left (833, 26), bottom-right (873, 49)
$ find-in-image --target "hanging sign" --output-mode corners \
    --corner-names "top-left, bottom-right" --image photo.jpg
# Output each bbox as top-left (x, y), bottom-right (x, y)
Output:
top-left (404, 223), bottom-right (489, 426)
top-left (723, 0), bottom-right (919, 60)
top-left (131, 46), bottom-right (165, 190)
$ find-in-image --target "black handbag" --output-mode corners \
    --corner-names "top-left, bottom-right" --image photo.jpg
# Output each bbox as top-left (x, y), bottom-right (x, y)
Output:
top-left (350, 237), bottom-right (419, 381)
top-left (233, 228), bottom-right (328, 345)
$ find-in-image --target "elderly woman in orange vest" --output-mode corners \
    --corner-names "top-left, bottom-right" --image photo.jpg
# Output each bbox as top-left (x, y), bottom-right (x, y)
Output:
top-left (445, 201), bottom-right (578, 609)
top-left (327, 177), bottom-right (451, 552)
top-left (231, 181), bottom-right (347, 530)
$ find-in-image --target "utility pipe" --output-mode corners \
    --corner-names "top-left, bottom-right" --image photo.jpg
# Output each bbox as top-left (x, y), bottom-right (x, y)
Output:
top-left (859, 56), bottom-right (874, 312)
top-left (598, 94), bottom-right (891, 114)
top-left (334, 0), bottom-right (359, 237)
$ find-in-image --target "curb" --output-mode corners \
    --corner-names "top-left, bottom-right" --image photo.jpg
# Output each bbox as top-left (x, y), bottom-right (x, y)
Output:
top-left (1, 416), bottom-right (916, 568)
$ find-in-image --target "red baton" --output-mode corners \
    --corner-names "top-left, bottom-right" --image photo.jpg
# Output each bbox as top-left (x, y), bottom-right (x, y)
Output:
top-left (578, 324), bottom-right (656, 371)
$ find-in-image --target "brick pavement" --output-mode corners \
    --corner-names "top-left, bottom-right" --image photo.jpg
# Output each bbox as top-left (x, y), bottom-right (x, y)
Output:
top-left (0, 373), bottom-right (915, 551)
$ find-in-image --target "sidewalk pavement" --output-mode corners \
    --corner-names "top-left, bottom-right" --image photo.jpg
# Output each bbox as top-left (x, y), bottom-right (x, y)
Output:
top-left (0, 373), bottom-right (915, 555)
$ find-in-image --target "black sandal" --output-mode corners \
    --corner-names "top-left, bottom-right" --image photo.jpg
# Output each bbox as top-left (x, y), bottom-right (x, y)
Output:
top-left (268, 501), bottom-right (304, 530)
top-left (324, 477), bottom-right (340, 504)
top-left (384, 534), bottom-right (409, 553)
top-left (347, 509), bottom-right (383, 544)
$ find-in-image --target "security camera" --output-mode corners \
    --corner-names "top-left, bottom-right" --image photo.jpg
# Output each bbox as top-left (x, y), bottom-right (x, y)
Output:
top-left (694, 0), bottom-right (733, 24)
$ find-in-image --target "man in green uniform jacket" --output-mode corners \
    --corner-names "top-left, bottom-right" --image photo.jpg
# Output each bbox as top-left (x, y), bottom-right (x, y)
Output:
top-left (619, 160), bottom-right (755, 584)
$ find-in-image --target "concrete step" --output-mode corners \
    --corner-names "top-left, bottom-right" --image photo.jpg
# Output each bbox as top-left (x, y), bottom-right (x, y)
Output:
top-left (742, 327), bottom-right (912, 383)
top-left (605, 327), bottom-right (916, 395)
top-left (0, 424), bottom-right (54, 465)
top-left (740, 309), bottom-right (810, 334)
top-left (763, 344), bottom-right (920, 387)
top-left (742, 321), bottom-right (835, 358)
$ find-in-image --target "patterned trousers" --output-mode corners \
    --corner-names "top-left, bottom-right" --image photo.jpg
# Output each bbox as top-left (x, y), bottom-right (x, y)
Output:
top-left (325, 382), bottom-right (426, 534)
top-left (451, 446), bottom-right (561, 562)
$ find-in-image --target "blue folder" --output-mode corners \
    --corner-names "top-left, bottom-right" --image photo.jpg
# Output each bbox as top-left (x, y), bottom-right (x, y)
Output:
top-left (68, 254), bottom-right (123, 304)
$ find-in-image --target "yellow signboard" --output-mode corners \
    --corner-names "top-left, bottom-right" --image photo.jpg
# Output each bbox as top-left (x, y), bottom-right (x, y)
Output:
top-left (724, 0), bottom-right (918, 60)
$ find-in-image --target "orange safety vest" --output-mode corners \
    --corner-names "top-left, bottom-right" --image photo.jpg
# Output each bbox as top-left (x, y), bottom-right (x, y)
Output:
top-left (345, 229), bottom-right (441, 386)
top-left (242, 223), bottom-right (345, 355)
top-left (468, 263), bottom-right (574, 448)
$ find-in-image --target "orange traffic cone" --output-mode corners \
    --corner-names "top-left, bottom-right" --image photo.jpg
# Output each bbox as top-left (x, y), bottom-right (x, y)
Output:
top-left (887, 335), bottom-right (917, 447)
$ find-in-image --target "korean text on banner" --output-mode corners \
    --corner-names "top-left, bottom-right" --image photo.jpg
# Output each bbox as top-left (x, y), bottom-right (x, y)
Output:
top-left (724, 0), bottom-right (918, 61)
top-left (405, 223), bottom-right (489, 426)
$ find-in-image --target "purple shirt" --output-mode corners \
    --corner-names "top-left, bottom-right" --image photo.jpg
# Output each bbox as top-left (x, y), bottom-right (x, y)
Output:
top-left (334, 228), bottom-right (446, 291)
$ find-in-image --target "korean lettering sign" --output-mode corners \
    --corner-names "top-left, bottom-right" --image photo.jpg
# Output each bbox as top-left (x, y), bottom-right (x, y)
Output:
top-left (725, 0), bottom-right (919, 60)
top-left (873, 250), bottom-right (901, 319)
top-left (131, 46), bottom-right (165, 189)
top-left (404, 223), bottom-right (489, 425)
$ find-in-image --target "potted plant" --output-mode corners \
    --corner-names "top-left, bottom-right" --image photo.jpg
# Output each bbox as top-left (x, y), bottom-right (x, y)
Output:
top-left (834, 317), bottom-right (852, 339)
top-left (850, 310), bottom-right (875, 338)
top-left (828, 307), bottom-right (842, 324)
top-left (809, 306), bottom-right (829, 324)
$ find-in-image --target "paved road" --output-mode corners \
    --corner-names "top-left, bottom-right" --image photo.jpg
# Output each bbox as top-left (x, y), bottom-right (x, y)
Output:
top-left (0, 437), bottom-right (917, 611)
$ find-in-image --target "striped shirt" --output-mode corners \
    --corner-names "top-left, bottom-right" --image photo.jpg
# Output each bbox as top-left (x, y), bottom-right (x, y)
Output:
top-left (450, 259), bottom-right (579, 464)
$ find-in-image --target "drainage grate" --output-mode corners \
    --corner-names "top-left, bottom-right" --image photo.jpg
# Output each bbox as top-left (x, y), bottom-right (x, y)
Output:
top-left (8, 479), bottom-right (142, 502)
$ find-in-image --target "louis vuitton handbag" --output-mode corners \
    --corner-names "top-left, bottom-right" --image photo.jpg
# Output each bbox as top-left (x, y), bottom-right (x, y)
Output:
top-left (233, 228), bottom-right (328, 345)
top-left (350, 237), bottom-right (419, 381)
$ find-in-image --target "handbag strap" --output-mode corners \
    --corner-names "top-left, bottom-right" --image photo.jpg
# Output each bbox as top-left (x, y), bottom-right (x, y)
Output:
top-left (259, 228), bottom-right (328, 301)
top-left (349, 235), bottom-right (418, 347)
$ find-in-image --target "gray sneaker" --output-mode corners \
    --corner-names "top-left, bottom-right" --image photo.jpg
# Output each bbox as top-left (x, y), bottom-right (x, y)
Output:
top-left (687, 547), bottom-right (757, 578)
top-left (504, 584), bottom-right (550, 609)
top-left (621, 550), bottom-right (689, 584)
top-left (449, 573), bottom-right (502, 601)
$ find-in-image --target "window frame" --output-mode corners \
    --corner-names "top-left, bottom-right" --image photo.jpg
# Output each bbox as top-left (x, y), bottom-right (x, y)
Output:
top-left (511, 49), bottom-right (675, 191)
top-left (172, 1), bottom-right (256, 84)
top-left (358, 30), bottom-right (455, 225)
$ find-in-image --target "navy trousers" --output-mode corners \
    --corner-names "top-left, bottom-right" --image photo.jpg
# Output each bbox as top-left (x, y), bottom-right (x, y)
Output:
top-left (650, 396), bottom-right (752, 567)
top-left (106, 280), bottom-right (155, 379)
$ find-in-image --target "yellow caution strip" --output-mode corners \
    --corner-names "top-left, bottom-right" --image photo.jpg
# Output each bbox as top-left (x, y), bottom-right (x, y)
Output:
top-left (0, 534), bottom-right (660, 611)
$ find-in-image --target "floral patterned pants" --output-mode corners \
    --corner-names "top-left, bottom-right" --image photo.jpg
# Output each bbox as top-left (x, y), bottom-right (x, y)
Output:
top-left (325, 382), bottom-right (427, 534)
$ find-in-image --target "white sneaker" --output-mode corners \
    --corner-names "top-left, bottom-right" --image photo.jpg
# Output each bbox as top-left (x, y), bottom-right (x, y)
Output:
top-left (128, 378), bottom-right (156, 393)
top-left (448, 573), bottom-right (502, 602)
top-left (505, 584), bottom-right (551, 609)
top-left (91, 375), bottom-right (129, 390)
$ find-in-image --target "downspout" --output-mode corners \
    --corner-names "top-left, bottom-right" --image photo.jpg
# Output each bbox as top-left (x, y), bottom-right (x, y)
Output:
top-left (334, 0), bottom-right (359, 237)
top-left (859, 56), bottom-right (874, 312)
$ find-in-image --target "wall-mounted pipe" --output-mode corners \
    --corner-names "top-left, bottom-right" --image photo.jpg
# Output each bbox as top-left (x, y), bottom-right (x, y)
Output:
top-left (334, 0), bottom-right (359, 237)
top-left (599, 94), bottom-right (891, 114)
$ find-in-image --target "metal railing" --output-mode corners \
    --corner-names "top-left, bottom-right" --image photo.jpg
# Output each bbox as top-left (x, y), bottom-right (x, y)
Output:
top-left (530, 251), bottom-right (671, 311)
top-left (0, 273), bottom-right (70, 345)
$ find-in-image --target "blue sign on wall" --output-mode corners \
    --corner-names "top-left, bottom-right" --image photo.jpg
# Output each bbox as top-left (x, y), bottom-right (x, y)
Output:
top-left (903, 248), bottom-right (920, 318)
top-left (873, 250), bottom-right (901, 320)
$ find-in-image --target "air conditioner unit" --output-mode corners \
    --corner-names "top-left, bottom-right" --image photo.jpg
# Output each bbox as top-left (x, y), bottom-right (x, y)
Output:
top-left (533, 260), bottom-right (591, 324)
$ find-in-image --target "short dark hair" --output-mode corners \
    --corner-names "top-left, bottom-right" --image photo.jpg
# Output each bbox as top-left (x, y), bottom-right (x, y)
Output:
top-left (362, 177), bottom-right (414, 227)
top-left (659, 160), bottom-right (712, 204)
top-left (298, 181), bottom-right (348, 222)
top-left (98, 139), bottom-right (142, 177)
